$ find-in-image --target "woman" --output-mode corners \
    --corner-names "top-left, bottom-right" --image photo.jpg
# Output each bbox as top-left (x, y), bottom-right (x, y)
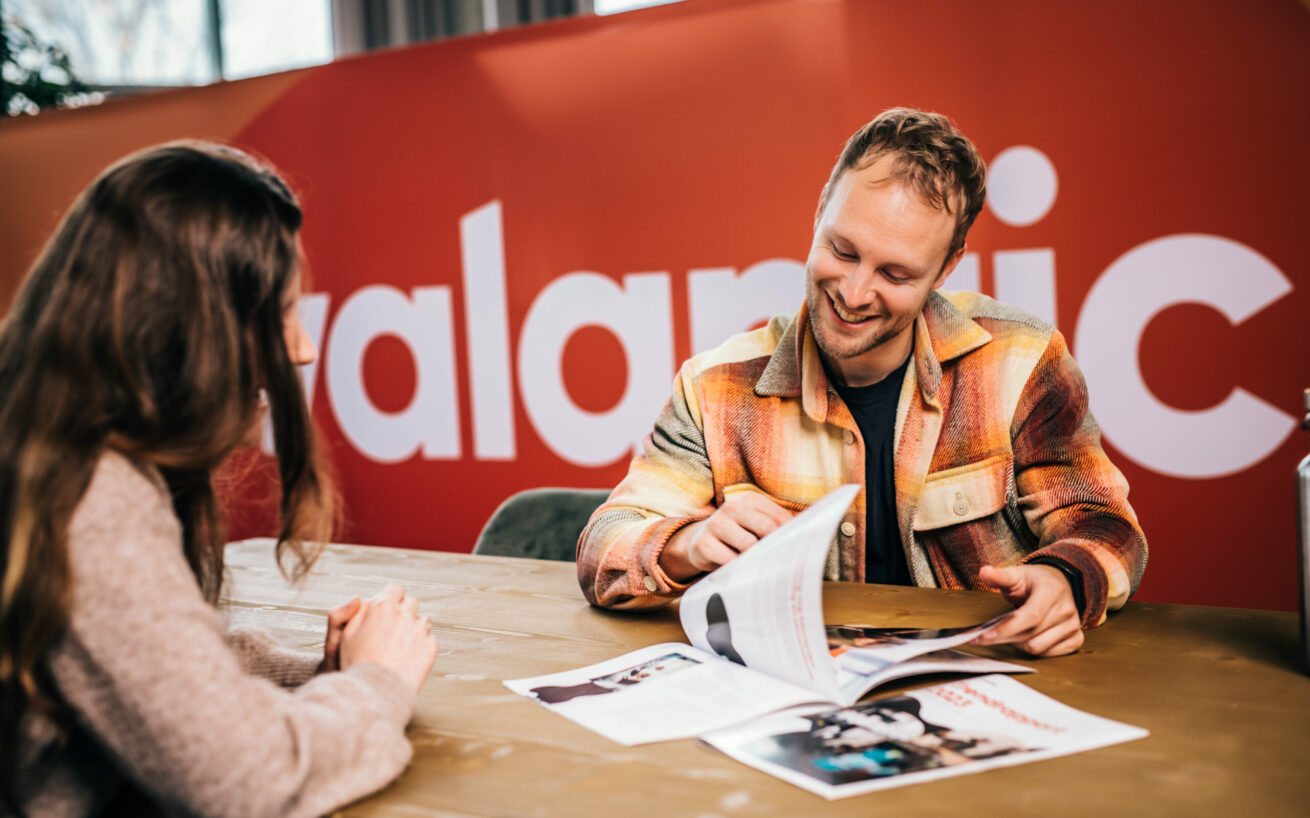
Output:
top-left (0, 142), bottom-right (439, 817)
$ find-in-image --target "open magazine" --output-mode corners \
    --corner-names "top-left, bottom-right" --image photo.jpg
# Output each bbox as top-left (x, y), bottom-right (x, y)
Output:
top-left (505, 484), bottom-right (1030, 745)
top-left (700, 674), bottom-right (1149, 799)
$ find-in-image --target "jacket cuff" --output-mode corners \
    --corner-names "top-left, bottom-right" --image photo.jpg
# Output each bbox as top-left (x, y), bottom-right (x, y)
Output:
top-left (634, 515), bottom-right (703, 596)
top-left (1026, 556), bottom-right (1087, 620)
top-left (1023, 545), bottom-right (1108, 628)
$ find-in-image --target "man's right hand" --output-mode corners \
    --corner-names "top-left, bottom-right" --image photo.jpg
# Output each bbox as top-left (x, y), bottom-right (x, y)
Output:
top-left (658, 492), bottom-right (794, 582)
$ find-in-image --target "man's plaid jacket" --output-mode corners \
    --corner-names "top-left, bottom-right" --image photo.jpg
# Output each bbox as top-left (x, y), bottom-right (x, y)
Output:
top-left (577, 290), bottom-right (1147, 628)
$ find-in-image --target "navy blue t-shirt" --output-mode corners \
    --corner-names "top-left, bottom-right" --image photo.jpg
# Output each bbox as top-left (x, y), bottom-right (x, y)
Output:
top-left (831, 357), bottom-right (912, 586)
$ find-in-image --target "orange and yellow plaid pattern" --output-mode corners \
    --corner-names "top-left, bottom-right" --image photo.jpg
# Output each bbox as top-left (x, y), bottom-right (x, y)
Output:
top-left (577, 291), bottom-right (1147, 628)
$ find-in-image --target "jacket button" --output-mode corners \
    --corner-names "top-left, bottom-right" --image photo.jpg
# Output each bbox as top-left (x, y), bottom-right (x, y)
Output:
top-left (953, 492), bottom-right (969, 516)
top-left (840, 521), bottom-right (857, 537)
top-left (843, 429), bottom-right (856, 445)
top-left (643, 576), bottom-right (659, 592)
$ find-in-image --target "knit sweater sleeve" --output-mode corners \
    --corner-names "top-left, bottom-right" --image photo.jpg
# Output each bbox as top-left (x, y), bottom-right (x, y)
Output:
top-left (225, 626), bottom-right (323, 688)
top-left (45, 453), bottom-right (417, 818)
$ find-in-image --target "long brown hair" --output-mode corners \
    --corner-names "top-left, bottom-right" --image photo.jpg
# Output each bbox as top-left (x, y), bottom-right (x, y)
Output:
top-left (0, 142), bottom-right (336, 807)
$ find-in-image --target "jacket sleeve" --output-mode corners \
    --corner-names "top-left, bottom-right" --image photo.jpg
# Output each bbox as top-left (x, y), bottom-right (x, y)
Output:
top-left (46, 455), bottom-right (417, 818)
top-left (1010, 330), bottom-right (1148, 627)
top-left (577, 360), bottom-right (718, 609)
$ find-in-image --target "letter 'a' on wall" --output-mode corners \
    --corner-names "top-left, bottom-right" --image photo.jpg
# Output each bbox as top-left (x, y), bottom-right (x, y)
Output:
top-left (687, 259), bottom-right (806, 355)
top-left (518, 272), bottom-right (675, 467)
top-left (1075, 234), bottom-right (1295, 479)
top-left (326, 285), bottom-right (462, 463)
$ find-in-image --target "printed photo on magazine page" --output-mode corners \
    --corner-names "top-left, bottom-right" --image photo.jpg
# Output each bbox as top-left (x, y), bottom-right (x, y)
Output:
top-left (699, 674), bottom-right (1148, 799)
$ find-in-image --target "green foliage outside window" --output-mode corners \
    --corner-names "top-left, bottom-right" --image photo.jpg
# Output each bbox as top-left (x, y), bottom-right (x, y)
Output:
top-left (1, 12), bottom-right (92, 116)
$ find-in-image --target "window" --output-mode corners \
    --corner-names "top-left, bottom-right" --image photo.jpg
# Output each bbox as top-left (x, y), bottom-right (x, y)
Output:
top-left (222, 0), bottom-right (332, 80)
top-left (3, 0), bottom-right (682, 112)
top-left (6, 0), bottom-right (333, 88)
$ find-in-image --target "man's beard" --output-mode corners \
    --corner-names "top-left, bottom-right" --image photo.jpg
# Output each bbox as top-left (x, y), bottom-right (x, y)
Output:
top-left (807, 288), bottom-right (913, 361)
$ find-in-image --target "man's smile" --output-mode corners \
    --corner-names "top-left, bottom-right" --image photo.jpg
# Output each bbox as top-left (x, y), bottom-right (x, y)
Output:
top-left (827, 292), bottom-right (877, 326)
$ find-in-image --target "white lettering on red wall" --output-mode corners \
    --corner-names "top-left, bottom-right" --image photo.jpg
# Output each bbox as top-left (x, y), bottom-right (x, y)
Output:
top-left (298, 147), bottom-right (1295, 481)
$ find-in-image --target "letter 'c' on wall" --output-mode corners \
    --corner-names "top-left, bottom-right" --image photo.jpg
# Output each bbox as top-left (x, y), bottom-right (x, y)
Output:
top-left (518, 272), bottom-right (675, 467)
top-left (1075, 234), bottom-right (1295, 479)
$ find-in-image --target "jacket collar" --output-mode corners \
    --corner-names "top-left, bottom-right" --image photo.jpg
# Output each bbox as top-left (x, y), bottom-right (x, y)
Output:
top-left (755, 292), bottom-right (992, 422)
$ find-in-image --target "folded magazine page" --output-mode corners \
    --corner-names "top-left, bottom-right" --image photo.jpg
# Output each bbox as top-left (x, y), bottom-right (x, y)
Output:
top-left (503, 643), bottom-right (827, 745)
top-left (678, 484), bottom-right (863, 703)
top-left (505, 483), bottom-right (1027, 744)
top-left (699, 674), bottom-right (1148, 799)
top-left (502, 641), bottom-right (1031, 746)
top-left (827, 618), bottom-right (1020, 703)
top-left (833, 648), bottom-right (1031, 704)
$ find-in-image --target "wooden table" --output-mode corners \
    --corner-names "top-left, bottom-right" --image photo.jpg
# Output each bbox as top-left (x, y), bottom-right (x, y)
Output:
top-left (222, 540), bottom-right (1309, 817)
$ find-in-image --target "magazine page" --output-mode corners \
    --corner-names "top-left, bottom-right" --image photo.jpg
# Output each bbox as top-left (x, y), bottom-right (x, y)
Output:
top-left (826, 616), bottom-right (1015, 704)
top-left (503, 643), bottom-right (829, 745)
top-left (700, 674), bottom-right (1149, 799)
top-left (833, 648), bottom-right (1032, 704)
top-left (679, 484), bottom-right (861, 703)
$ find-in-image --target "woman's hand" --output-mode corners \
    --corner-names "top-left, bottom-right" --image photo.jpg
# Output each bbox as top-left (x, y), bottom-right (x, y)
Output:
top-left (339, 583), bottom-right (440, 693)
top-left (319, 596), bottom-right (362, 673)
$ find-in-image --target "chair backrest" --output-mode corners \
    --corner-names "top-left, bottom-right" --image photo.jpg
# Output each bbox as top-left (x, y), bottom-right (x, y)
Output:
top-left (472, 487), bottom-right (613, 561)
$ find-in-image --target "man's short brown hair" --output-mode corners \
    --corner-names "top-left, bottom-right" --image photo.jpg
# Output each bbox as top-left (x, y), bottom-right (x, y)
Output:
top-left (818, 108), bottom-right (987, 267)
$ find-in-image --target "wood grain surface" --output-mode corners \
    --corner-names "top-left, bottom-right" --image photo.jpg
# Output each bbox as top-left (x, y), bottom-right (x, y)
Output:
top-left (222, 540), bottom-right (1309, 818)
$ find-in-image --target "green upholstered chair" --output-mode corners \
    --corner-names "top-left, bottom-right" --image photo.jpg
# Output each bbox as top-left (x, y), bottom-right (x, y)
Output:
top-left (472, 488), bottom-right (613, 562)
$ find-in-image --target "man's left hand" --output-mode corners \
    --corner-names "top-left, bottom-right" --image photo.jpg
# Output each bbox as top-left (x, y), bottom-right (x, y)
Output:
top-left (972, 564), bottom-right (1084, 657)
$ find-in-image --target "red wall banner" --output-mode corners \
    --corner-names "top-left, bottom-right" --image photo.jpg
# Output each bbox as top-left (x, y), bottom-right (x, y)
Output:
top-left (1, 0), bottom-right (1306, 611)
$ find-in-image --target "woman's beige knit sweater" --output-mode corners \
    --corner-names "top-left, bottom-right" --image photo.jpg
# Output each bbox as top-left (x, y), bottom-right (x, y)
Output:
top-left (17, 452), bottom-right (416, 817)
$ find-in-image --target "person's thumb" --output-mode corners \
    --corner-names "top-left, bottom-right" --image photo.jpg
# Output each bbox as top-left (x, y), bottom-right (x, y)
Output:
top-left (329, 596), bottom-right (362, 628)
top-left (342, 600), bottom-right (371, 638)
top-left (979, 563), bottom-right (1025, 592)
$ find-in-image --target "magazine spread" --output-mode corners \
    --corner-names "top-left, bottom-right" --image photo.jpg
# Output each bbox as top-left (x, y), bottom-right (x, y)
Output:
top-left (503, 642), bottom-right (1032, 746)
top-left (505, 484), bottom-right (1028, 745)
top-left (699, 674), bottom-right (1149, 799)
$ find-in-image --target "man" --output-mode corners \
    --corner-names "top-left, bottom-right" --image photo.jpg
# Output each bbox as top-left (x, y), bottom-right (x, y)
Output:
top-left (576, 108), bottom-right (1147, 657)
